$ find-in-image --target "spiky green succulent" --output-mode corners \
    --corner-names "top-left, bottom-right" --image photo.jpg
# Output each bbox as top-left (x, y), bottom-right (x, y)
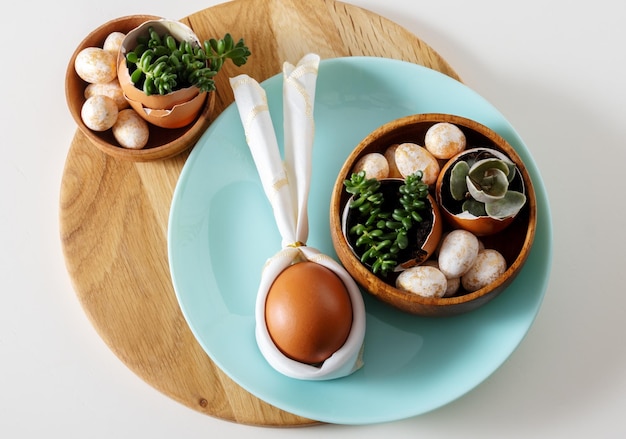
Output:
top-left (125, 27), bottom-right (250, 96)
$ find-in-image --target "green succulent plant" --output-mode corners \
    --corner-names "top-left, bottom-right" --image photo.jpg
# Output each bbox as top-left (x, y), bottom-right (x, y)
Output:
top-left (344, 171), bottom-right (430, 276)
top-left (450, 155), bottom-right (526, 219)
top-left (125, 27), bottom-right (250, 96)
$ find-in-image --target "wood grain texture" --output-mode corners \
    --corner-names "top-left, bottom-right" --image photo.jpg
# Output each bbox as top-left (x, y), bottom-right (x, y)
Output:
top-left (60, 0), bottom-right (459, 426)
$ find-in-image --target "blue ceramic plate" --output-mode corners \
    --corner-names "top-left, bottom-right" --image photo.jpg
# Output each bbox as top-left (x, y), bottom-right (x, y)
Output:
top-left (168, 57), bottom-right (552, 425)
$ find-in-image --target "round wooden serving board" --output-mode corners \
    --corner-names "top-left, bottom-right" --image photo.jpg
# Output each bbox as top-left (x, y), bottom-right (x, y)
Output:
top-left (60, 0), bottom-right (460, 426)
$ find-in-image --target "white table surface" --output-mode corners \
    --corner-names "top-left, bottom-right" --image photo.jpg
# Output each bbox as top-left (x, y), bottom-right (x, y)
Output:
top-left (2, 0), bottom-right (624, 437)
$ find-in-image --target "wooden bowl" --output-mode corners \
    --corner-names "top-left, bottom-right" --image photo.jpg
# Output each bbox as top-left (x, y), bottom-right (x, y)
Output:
top-left (65, 15), bottom-right (215, 162)
top-left (329, 113), bottom-right (537, 316)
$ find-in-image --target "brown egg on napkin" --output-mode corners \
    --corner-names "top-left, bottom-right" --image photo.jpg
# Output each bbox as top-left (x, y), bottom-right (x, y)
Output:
top-left (230, 54), bottom-right (366, 380)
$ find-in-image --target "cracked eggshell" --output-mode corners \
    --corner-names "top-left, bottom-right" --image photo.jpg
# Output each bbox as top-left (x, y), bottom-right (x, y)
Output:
top-left (117, 19), bottom-right (205, 126)
top-left (123, 91), bottom-right (208, 129)
top-left (437, 229), bottom-right (480, 278)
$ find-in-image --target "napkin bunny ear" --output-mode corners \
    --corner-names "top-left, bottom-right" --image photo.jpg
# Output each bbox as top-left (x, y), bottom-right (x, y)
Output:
top-left (282, 53), bottom-right (320, 244)
top-left (230, 53), bottom-right (320, 247)
top-left (230, 54), bottom-right (366, 380)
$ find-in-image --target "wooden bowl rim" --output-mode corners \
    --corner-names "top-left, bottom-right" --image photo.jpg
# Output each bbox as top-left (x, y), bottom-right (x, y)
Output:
top-left (330, 113), bottom-right (537, 311)
top-left (65, 15), bottom-right (214, 162)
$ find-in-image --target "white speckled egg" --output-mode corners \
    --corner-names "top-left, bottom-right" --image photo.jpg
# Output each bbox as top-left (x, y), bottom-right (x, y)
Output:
top-left (383, 144), bottom-right (403, 178)
top-left (352, 152), bottom-right (389, 179)
top-left (437, 229), bottom-right (480, 278)
top-left (422, 260), bottom-right (460, 297)
top-left (462, 249), bottom-right (507, 292)
top-left (102, 31), bottom-right (126, 54)
top-left (74, 47), bottom-right (117, 84)
top-left (396, 265), bottom-right (447, 298)
top-left (84, 79), bottom-right (129, 110)
top-left (394, 142), bottom-right (440, 185)
top-left (424, 122), bottom-right (466, 159)
top-left (81, 95), bottom-right (118, 131)
top-left (112, 109), bottom-right (150, 149)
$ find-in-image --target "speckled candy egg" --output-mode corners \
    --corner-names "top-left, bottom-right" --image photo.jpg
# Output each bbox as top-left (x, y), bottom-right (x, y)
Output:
top-left (462, 249), bottom-right (507, 292)
top-left (81, 95), bottom-right (118, 131)
top-left (394, 142), bottom-right (440, 185)
top-left (74, 47), bottom-right (117, 84)
top-left (422, 260), bottom-right (460, 297)
top-left (437, 229), bottom-right (480, 279)
top-left (352, 152), bottom-right (389, 179)
top-left (383, 144), bottom-right (403, 178)
top-left (102, 31), bottom-right (126, 54)
top-left (424, 122), bottom-right (467, 159)
top-left (396, 265), bottom-right (447, 298)
top-left (84, 79), bottom-right (129, 110)
top-left (112, 109), bottom-right (150, 149)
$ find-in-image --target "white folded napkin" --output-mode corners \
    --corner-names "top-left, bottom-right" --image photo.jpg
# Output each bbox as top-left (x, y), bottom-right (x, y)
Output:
top-left (229, 54), bottom-right (366, 380)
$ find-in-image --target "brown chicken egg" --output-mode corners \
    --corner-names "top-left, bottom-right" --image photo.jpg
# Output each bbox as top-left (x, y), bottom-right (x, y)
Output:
top-left (265, 261), bottom-right (353, 365)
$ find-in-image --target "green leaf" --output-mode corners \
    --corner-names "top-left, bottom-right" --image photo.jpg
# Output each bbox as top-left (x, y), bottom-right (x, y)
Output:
top-left (485, 191), bottom-right (527, 219)
top-left (469, 158), bottom-right (510, 178)
top-left (450, 161), bottom-right (470, 200)
top-left (126, 52), bottom-right (138, 64)
top-left (462, 199), bottom-right (487, 217)
top-left (466, 168), bottom-right (509, 202)
top-left (505, 161), bottom-right (517, 182)
top-left (165, 35), bottom-right (178, 51)
top-left (130, 67), bottom-right (143, 84)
